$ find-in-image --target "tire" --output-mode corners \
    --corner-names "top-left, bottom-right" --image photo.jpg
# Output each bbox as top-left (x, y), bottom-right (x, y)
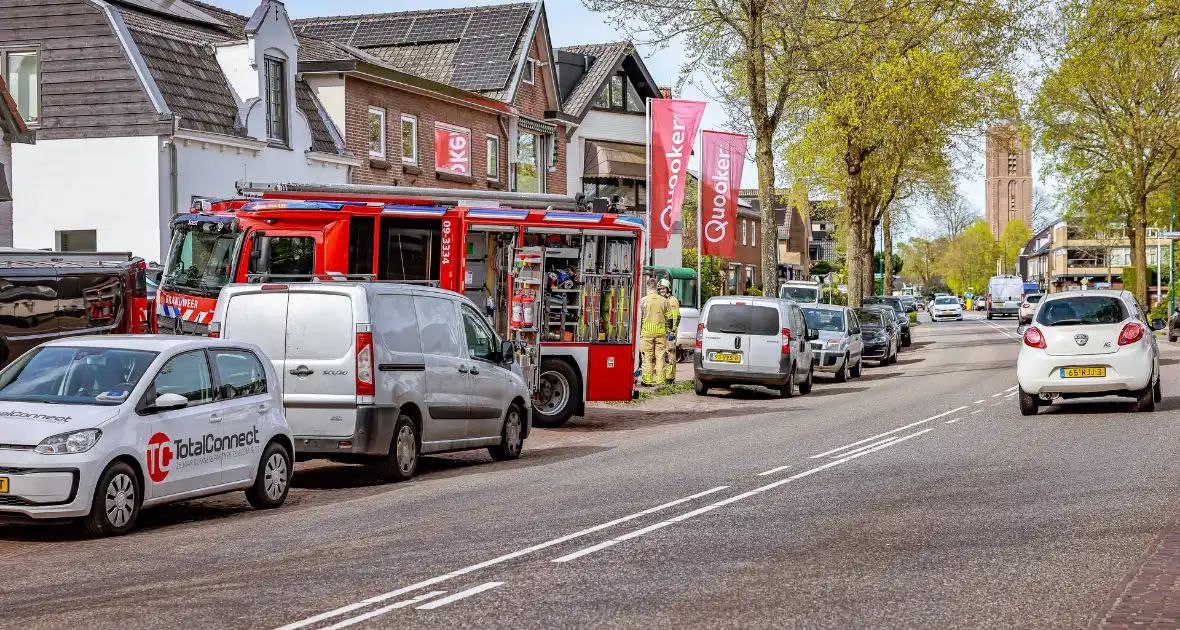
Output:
top-left (82, 461), bottom-right (141, 537)
top-left (369, 414), bottom-right (419, 482)
top-left (778, 366), bottom-right (795, 398)
top-left (902, 333), bottom-right (912, 348)
top-left (1136, 382), bottom-right (1156, 412)
top-left (534, 359), bottom-right (580, 428)
top-left (987, 313), bottom-right (993, 320)
top-left (1154, 376), bottom-right (1163, 403)
top-left (693, 378), bottom-right (710, 396)
top-left (488, 403), bottom-right (525, 461)
top-left (850, 357), bottom-right (863, 378)
top-left (246, 442), bottom-right (291, 510)
top-left (835, 354), bottom-right (850, 383)
top-left (1169, 332), bottom-right (1177, 343)
top-left (799, 366), bottom-right (814, 395)
top-left (1018, 388), bottom-right (1039, 416)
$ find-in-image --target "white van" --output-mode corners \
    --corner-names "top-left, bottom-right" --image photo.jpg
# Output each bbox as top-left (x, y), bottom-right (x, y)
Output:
top-left (779, 281), bottom-right (823, 304)
top-left (987, 275), bottom-right (1025, 319)
top-left (210, 283), bottom-right (531, 481)
top-left (694, 296), bottom-right (817, 397)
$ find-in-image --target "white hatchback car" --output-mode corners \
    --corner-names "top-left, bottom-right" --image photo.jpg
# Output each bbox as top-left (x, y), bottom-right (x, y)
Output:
top-left (0, 336), bottom-right (293, 536)
top-left (1016, 291), bottom-right (1165, 415)
top-left (930, 296), bottom-right (964, 321)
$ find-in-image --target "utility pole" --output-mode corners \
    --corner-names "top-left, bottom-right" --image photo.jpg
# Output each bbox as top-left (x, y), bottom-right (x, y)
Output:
top-left (1172, 178), bottom-right (1176, 317)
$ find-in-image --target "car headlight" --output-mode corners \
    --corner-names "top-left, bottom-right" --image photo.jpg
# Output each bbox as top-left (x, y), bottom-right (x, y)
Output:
top-left (35, 429), bottom-right (102, 455)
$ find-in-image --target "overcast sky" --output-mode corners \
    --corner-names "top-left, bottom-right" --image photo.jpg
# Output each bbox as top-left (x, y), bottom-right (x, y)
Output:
top-left (221, 0), bottom-right (1054, 234)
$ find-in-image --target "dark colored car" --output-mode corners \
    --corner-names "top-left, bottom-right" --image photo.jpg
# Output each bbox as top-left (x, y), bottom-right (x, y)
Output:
top-left (854, 307), bottom-right (900, 365)
top-left (1168, 308), bottom-right (1180, 342)
top-left (862, 296), bottom-right (911, 347)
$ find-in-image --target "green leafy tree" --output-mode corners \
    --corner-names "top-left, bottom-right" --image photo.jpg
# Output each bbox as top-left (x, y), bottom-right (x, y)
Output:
top-left (998, 219), bottom-right (1033, 275)
top-left (942, 221), bottom-right (997, 295)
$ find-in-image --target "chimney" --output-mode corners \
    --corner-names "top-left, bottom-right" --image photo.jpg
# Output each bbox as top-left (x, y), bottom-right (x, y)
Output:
top-left (659, 87), bottom-right (672, 99)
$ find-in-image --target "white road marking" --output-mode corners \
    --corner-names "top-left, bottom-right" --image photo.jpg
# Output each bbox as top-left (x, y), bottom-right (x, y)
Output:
top-left (970, 409), bottom-right (983, 415)
top-left (756, 465), bottom-right (793, 477)
top-left (992, 400), bottom-right (1005, 406)
top-left (273, 486), bottom-right (730, 630)
top-left (555, 428), bottom-right (935, 564)
top-left (1004, 392), bottom-right (1017, 399)
top-left (809, 407), bottom-right (965, 459)
top-left (973, 399), bottom-right (985, 404)
top-left (1006, 385), bottom-right (1018, 391)
top-left (830, 435), bottom-right (900, 459)
top-left (945, 418), bottom-right (959, 424)
top-left (320, 592), bottom-right (445, 630)
top-left (416, 583), bottom-right (504, 610)
top-left (991, 392), bottom-right (1004, 397)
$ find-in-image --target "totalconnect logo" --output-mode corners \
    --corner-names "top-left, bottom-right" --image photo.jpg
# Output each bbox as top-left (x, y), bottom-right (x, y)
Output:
top-left (144, 427), bottom-right (261, 482)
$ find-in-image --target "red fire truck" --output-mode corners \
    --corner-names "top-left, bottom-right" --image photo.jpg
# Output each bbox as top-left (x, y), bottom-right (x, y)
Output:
top-left (154, 182), bottom-right (644, 426)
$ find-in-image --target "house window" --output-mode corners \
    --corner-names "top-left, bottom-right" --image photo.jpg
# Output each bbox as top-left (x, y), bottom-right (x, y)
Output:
top-left (582, 177), bottom-right (642, 211)
top-left (524, 58), bottom-right (536, 85)
top-left (434, 122), bottom-right (471, 175)
top-left (368, 107), bottom-right (386, 159)
top-left (401, 115), bottom-right (418, 165)
top-left (1007, 153), bottom-right (1018, 176)
top-left (594, 72), bottom-right (646, 114)
top-left (728, 263), bottom-right (739, 293)
top-left (264, 56), bottom-right (287, 144)
top-left (486, 135), bottom-right (500, 181)
top-left (2, 49), bottom-right (39, 122)
top-left (515, 132), bottom-right (543, 193)
top-left (742, 220), bottom-right (748, 246)
top-left (751, 222), bottom-right (756, 248)
top-left (747, 265), bottom-right (757, 290)
top-left (57, 230), bottom-right (96, 252)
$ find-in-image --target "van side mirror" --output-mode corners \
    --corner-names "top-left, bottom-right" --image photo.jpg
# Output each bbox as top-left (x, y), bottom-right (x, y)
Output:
top-left (500, 340), bottom-right (515, 365)
top-left (806, 329), bottom-right (819, 341)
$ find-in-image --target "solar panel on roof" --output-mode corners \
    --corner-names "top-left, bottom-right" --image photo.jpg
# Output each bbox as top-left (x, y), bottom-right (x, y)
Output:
top-left (404, 13), bottom-right (472, 44)
top-left (298, 22), bottom-right (360, 43)
top-left (350, 18), bottom-right (414, 47)
top-left (463, 6), bottom-right (530, 38)
top-left (109, 0), bottom-right (228, 28)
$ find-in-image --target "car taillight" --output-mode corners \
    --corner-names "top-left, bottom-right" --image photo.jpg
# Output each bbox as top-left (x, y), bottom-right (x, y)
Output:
top-left (695, 323), bottom-right (704, 349)
top-left (1118, 322), bottom-right (1145, 346)
top-left (356, 330), bottom-right (374, 396)
top-left (1023, 326), bottom-right (1046, 349)
top-left (781, 327), bottom-right (791, 354)
top-left (1022, 303), bottom-right (1030, 309)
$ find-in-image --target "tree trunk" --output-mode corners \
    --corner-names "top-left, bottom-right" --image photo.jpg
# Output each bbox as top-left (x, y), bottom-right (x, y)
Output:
top-left (883, 205), bottom-right (893, 295)
top-left (845, 145), bottom-right (866, 307)
top-left (753, 131), bottom-right (779, 297)
top-left (1132, 189), bottom-right (1149, 302)
top-left (865, 220), bottom-right (876, 296)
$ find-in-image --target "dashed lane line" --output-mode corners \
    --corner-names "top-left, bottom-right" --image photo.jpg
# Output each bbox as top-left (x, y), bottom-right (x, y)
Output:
top-left (809, 407), bottom-right (965, 459)
top-left (416, 583), bottom-right (504, 610)
top-left (320, 592), bottom-right (446, 630)
top-left (756, 465), bottom-right (792, 477)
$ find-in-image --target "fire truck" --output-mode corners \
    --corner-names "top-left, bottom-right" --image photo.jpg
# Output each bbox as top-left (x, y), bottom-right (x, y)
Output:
top-left (154, 182), bottom-right (644, 426)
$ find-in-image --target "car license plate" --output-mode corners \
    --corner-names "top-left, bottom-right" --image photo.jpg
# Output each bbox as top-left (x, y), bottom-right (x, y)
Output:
top-left (941, 311), bottom-right (954, 316)
top-left (0, 477), bottom-right (7, 493)
top-left (709, 352), bottom-right (741, 363)
top-left (1061, 367), bottom-right (1106, 378)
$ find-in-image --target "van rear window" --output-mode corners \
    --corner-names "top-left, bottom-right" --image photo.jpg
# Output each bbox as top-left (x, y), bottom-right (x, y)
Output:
top-left (705, 304), bottom-right (779, 336)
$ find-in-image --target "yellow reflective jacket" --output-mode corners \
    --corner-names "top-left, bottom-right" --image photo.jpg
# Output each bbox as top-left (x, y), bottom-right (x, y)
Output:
top-left (665, 294), bottom-right (681, 331)
top-left (639, 290), bottom-right (669, 336)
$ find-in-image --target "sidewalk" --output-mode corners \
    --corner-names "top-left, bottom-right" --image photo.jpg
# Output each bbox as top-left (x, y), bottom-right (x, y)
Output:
top-left (1093, 506), bottom-right (1180, 628)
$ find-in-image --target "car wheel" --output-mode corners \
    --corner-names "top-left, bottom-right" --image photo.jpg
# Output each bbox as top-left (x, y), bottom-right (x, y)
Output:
top-left (835, 355), bottom-right (849, 383)
top-left (82, 461), bottom-right (141, 537)
top-left (799, 366), bottom-right (814, 395)
top-left (1154, 377), bottom-right (1162, 403)
top-left (369, 414), bottom-right (419, 482)
top-left (1169, 332), bottom-right (1177, 343)
top-left (534, 359), bottom-right (580, 428)
top-left (693, 378), bottom-right (710, 396)
top-left (850, 357), bottom-right (863, 378)
top-left (1136, 381), bottom-right (1156, 412)
top-left (902, 334), bottom-right (912, 348)
top-left (778, 366), bottom-right (795, 398)
top-left (246, 441), bottom-right (291, 510)
top-left (1018, 388), bottom-right (1039, 416)
top-left (987, 313), bottom-right (993, 320)
top-left (489, 403), bottom-right (526, 461)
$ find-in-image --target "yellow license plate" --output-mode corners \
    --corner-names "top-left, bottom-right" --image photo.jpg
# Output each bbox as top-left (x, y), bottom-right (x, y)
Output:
top-left (1062, 367), bottom-right (1106, 378)
top-left (0, 477), bottom-right (7, 493)
top-left (709, 352), bottom-right (742, 363)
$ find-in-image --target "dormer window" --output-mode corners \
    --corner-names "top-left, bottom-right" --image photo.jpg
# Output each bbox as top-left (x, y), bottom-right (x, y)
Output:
top-left (264, 56), bottom-right (287, 145)
top-left (594, 71), bottom-right (645, 114)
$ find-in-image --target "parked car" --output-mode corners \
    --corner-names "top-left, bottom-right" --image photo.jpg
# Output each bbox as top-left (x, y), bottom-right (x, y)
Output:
top-left (1019, 293), bottom-right (1044, 326)
top-left (0, 336), bottom-right (292, 536)
top-left (854, 307), bottom-right (900, 365)
top-left (930, 295), bottom-right (964, 321)
top-left (802, 304), bottom-right (864, 382)
top-left (779, 280), bottom-right (823, 304)
top-left (987, 275), bottom-right (1024, 319)
top-left (899, 296), bottom-right (920, 312)
top-left (211, 282), bottom-right (530, 481)
top-left (1169, 308), bottom-right (1180, 342)
top-left (1016, 290), bottom-right (1165, 415)
top-left (862, 297), bottom-right (911, 347)
top-left (694, 296), bottom-right (817, 397)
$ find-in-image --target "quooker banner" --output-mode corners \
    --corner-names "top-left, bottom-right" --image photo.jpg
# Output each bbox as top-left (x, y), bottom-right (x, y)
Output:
top-left (699, 130), bottom-right (749, 258)
top-left (434, 123), bottom-right (471, 175)
top-left (650, 99), bottom-right (706, 249)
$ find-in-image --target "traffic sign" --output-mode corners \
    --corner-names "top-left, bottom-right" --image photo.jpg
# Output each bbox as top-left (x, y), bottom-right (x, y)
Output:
top-left (1163, 231), bottom-right (1180, 239)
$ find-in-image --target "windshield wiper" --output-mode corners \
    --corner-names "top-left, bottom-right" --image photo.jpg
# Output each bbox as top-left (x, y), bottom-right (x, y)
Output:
top-left (1048, 319), bottom-right (1085, 326)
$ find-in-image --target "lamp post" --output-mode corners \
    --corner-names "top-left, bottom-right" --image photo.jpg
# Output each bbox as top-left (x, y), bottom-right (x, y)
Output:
top-left (1172, 178), bottom-right (1176, 317)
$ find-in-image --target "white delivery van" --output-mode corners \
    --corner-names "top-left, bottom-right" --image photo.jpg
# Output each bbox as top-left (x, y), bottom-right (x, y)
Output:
top-left (987, 275), bottom-right (1025, 319)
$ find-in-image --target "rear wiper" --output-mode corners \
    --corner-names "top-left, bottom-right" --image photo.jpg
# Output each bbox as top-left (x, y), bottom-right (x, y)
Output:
top-left (1049, 319), bottom-right (1084, 326)
top-left (719, 328), bottom-right (745, 334)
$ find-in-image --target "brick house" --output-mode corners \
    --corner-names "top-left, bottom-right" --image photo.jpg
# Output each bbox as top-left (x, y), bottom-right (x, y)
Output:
top-left (740, 188), bottom-right (812, 282)
top-left (294, 1), bottom-right (569, 195)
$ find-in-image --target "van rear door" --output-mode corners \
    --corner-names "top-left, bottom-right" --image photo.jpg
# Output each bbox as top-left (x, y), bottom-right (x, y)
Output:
top-left (283, 292), bottom-right (359, 438)
top-left (700, 301), bottom-right (753, 373)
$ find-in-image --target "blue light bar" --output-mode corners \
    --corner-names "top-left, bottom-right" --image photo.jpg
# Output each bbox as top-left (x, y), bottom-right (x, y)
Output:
top-left (466, 208), bottom-right (531, 220)
top-left (241, 201), bottom-right (346, 211)
top-left (382, 205), bottom-right (449, 216)
top-left (613, 215), bottom-right (644, 227)
top-left (544, 211), bottom-right (602, 223)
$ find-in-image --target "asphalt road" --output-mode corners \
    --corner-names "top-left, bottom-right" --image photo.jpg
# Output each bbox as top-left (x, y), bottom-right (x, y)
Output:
top-left (4, 311), bottom-right (1180, 630)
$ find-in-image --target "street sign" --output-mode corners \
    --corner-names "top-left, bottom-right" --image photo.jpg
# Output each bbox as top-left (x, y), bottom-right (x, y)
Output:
top-left (838, 284), bottom-right (848, 294)
top-left (1096, 281), bottom-right (1112, 288)
top-left (1163, 231), bottom-right (1180, 239)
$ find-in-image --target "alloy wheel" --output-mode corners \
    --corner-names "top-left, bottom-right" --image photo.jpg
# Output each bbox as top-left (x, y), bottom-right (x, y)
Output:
top-left (263, 452), bottom-right (288, 501)
top-left (104, 473), bottom-right (136, 528)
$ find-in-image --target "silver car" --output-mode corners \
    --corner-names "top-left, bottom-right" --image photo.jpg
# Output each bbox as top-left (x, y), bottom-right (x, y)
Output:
top-left (802, 305), bottom-right (865, 382)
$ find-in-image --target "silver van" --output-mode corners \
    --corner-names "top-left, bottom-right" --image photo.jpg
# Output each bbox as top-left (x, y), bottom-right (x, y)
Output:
top-left (694, 296), bottom-right (817, 397)
top-left (210, 283), bottom-right (531, 481)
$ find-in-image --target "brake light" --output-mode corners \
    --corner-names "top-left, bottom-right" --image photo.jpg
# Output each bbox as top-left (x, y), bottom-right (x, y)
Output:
top-left (1118, 322), bottom-right (1145, 346)
top-left (1023, 326), bottom-right (1046, 349)
top-left (695, 323), bottom-right (704, 349)
top-left (261, 284), bottom-right (288, 291)
top-left (1022, 303), bottom-right (1030, 309)
top-left (781, 327), bottom-right (791, 354)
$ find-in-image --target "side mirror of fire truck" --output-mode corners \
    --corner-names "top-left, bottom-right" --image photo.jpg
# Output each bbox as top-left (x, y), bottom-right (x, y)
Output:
top-left (499, 340), bottom-right (515, 365)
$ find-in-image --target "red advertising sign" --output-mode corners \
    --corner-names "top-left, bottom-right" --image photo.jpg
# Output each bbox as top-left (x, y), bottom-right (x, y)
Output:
top-left (649, 99), bottom-right (706, 249)
top-left (699, 130), bottom-right (749, 258)
top-left (434, 124), bottom-right (471, 175)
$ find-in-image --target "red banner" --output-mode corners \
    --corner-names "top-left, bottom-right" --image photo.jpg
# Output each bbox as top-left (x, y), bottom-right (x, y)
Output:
top-left (699, 130), bottom-right (748, 258)
top-left (649, 100), bottom-right (706, 249)
top-left (435, 124), bottom-right (470, 175)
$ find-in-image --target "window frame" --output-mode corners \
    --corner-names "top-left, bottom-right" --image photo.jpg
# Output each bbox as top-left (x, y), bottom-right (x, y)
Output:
top-left (741, 220), bottom-right (748, 246)
top-left (1, 47), bottom-right (40, 124)
top-left (401, 114), bottom-right (418, 165)
top-left (434, 121), bottom-right (472, 176)
top-left (263, 56), bottom-right (288, 146)
top-left (524, 58), bottom-right (536, 85)
top-left (593, 71), bottom-right (646, 115)
top-left (137, 350), bottom-right (216, 414)
top-left (486, 134), bottom-right (500, 181)
top-left (460, 305), bottom-right (500, 364)
top-left (751, 222), bottom-right (756, 248)
top-left (368, 107), bottom-right (386, 159)
top-left (207, 348), bottom-right (269, 401)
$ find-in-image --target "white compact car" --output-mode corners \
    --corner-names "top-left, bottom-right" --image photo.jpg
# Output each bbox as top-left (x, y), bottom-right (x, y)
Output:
top-left (930, 296), bottom-right (964, 321)
top-left (0, 336), bottom-right (293, 536)
top-left (1016, 290), bottom-right (1165, 415)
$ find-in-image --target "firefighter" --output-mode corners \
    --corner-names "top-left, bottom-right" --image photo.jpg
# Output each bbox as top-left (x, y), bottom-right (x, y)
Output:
top-left (639, 278), bottom-right (670, 386)
top-left (660, 279), bottom-right (680, 383)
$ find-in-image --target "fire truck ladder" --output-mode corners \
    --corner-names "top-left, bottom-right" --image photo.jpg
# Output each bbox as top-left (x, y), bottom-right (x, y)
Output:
top-left (236, 181), bottom-right (584, 211)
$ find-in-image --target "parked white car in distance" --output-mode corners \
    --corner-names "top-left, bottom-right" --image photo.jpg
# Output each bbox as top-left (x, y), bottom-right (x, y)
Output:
top-left (1016, 290), bottom-right (1165, 415)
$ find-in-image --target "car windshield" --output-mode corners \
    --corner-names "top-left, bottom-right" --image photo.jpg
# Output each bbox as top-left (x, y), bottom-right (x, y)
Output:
top-left (161, 224), bottom-right (243, 298)
top-left (854, 309), bottom-right (885, 328)
top-left (705, 304), bottom-right (780, 335)
top-left (1036, 296), bottom-right (1127, 326)
top-left (0, 346), bottom-right (157, 405)
top-left (780, 286), bottom-right (819, 302)
top-left (935, 297), bottom-right (959, 305)
top-left (803, 308), bottom-right (844, 332)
